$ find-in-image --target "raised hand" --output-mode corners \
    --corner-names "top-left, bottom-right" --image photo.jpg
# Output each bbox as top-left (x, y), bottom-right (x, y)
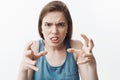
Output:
top-left (21, 42), bottom-right (47, 71)
top-left (67, 34), bottom-right (96, 66)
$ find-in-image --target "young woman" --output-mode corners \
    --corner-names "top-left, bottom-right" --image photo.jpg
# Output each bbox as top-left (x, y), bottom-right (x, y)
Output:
top-left (18, 1), bottom-right (98, 80)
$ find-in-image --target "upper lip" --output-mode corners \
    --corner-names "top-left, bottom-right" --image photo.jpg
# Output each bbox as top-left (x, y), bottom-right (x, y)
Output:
top-left (50, 36), bottom-right (59, 39)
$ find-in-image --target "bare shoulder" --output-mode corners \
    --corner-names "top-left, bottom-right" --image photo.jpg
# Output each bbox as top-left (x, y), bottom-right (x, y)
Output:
top-left (70, 40), bottom-right (83, 49)
top-left (25, 40), bottom-right (39, 53)
top-left (70, 40), bottom-right (83, 61)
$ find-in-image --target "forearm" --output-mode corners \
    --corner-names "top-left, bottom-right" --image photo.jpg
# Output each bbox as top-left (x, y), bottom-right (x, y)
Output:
top-left (78, 64), bottom-right (98, 80)
top-left (17, 62), bottom-right (28, 80)
top-left (88, 65), bottom-right (98, 80)
top-left (17, 67), bottom-right (28, 80)
top-left (28, 69), bottom-right (34, 80)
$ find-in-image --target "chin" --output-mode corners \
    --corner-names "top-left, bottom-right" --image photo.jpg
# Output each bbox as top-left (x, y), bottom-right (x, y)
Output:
top-left (50, 42), bottom-right (60, 47)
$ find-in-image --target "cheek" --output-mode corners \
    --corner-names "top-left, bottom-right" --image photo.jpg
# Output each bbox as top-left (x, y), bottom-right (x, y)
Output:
top-left (62, 30), bottom-right (67, 34)
top-left (42, 29), bottom-right (50, 37)
top-left (60, 29), bottom-right (68, 37)
top-left (63, 27), bottom-right (68, 34)
top-left (42, 27), bottom-right (47, 34)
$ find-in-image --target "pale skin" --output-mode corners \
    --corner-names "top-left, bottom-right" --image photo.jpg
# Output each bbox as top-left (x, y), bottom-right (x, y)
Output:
top-left (68, 34), bottom-right (98, 80)
top-left (18, 11), bottom-right (98, 80)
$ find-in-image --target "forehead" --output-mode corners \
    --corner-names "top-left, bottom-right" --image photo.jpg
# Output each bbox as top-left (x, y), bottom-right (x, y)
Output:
top-left (42, 11), bottom-right (67, 23)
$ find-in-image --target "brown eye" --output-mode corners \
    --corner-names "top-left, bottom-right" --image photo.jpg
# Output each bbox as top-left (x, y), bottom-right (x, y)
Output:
top-left (45, 23), bottom-right (52, 27)
top-left (57, 22), bottom-right (65, 27)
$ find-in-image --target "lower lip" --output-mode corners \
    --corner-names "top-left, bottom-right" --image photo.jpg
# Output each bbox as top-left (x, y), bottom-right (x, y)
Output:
top-left (51, 39), bottom-right (59, 44)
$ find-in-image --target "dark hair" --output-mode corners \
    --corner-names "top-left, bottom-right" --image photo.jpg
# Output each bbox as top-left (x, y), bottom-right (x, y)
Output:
top-left (38, 1), bottom-right (73, 41)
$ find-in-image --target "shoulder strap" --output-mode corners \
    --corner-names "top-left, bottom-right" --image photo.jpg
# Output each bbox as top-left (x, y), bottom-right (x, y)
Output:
top-left (64, 39), bottom-right (71, 49)
top-left (39, 39), bottom-right (44, 52)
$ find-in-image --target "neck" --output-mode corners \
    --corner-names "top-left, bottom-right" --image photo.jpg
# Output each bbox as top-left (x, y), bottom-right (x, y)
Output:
top-left (44, 41), bottom-right (65, 53)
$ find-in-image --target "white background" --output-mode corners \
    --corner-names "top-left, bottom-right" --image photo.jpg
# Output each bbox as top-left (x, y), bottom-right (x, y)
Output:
top-left (0, 0), bottom-right (120, 80)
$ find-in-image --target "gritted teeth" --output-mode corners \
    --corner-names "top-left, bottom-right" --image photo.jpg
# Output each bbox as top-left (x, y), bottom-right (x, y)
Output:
top-left (51, 37), bottom-right (58, 40)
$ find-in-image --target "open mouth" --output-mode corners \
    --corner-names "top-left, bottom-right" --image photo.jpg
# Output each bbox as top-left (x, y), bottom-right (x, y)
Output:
top-left (50, 37), bottom-right (59, 43)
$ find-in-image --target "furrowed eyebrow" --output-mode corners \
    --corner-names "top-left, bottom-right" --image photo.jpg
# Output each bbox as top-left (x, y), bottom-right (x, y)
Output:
top-left (44, 22), bottom-right (52, 26)
top-left (43, 22), bottom-right (66, 26)
top-left (57, 22), bottom-right (65, 24)
top-left (56, 22), bottom-right (66, 25)
top-left (44, 22), bottom-right (52, 24)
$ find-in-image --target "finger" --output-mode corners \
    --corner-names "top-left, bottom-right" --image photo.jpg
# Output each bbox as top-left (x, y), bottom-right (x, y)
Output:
top-left (26, 64), bottom-right (39, 71)
top-left (25, 50), bottom-right (32, 56)
top-left (67, 48), bottom-right (83, 55)
top-left (25, 57), bottom-right (36, 65)
top-left (81, 34), bottom-right (89, 47)
top-left (77, 57), bottom-right (91, 64)
top-left (82, 53), bottom-right (93, 58)
top-left (25, 50), bottom-right (35, 59)
top-left (67, 48), bottom-right (78, 53)
top-left (89, 39), bottom-right (94, 51)
top-left (27, 42), bottom-right (33, 50)
top-left (34, 51), bottom-right (48, 60)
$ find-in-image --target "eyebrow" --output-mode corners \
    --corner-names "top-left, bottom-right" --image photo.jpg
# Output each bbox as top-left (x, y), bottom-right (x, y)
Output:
top-left (44, 21), bottom-right (66, 24)
top-left (57, 21), bottom-right (65, 24)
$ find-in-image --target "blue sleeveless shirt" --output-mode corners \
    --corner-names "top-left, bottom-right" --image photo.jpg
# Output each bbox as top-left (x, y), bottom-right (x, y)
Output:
top-left (33, 40), bottom-right (80, 80)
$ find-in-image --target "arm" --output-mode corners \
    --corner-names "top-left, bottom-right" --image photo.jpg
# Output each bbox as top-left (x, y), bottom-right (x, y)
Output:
top-left (78, 53), bottom-right (98, 80)
top-left (68, 34), bottom-right (98, 80)
top-left (17, 66), bottom-right (28, 80)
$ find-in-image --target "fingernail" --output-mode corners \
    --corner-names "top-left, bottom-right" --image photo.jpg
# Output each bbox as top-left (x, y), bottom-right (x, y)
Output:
top-left (36, 68), bottom-right (39, 72)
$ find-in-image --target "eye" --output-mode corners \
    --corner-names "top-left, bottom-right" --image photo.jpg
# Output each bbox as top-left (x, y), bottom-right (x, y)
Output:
top-left (44, 23), bottom-right (52, 27)
top-left (57, 22), bottom-right (65, 27)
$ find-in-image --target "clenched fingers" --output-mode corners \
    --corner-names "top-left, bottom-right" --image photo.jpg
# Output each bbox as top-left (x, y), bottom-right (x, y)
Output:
top-left (25, 57), bottom-right (36, 65)
top-left (33, 51), bottom-right (48, 60)
top-left (25, 62), bottom-right (39, 71)
top-left (89, 39), bottom-right (94, 51)
top-left (26, 42), bottom-right (33, 50)
top-left (77, 53), bottom-right (95, 64)
top-left (24, 50), bottom-right (33, 59)
top-left (81, 34), bottom-right (89, 47)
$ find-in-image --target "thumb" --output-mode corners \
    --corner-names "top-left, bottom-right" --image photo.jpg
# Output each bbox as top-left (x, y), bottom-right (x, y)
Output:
top-left (34, 51), bottom-right (48, 60)
top-left (67, 48), bottom-right (79, 53)
top-left (67, 48), bottom-right (76, 53)
top-left (67, 48), bottom-right (83, 55)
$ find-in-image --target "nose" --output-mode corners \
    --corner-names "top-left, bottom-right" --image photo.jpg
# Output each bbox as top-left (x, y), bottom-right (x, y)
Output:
top-left (51, 26), bottom-right (58, 34)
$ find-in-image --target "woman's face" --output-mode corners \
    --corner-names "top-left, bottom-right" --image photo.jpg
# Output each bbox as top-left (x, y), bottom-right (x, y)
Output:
top-left (42, 11), bottom-right (68, 47)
